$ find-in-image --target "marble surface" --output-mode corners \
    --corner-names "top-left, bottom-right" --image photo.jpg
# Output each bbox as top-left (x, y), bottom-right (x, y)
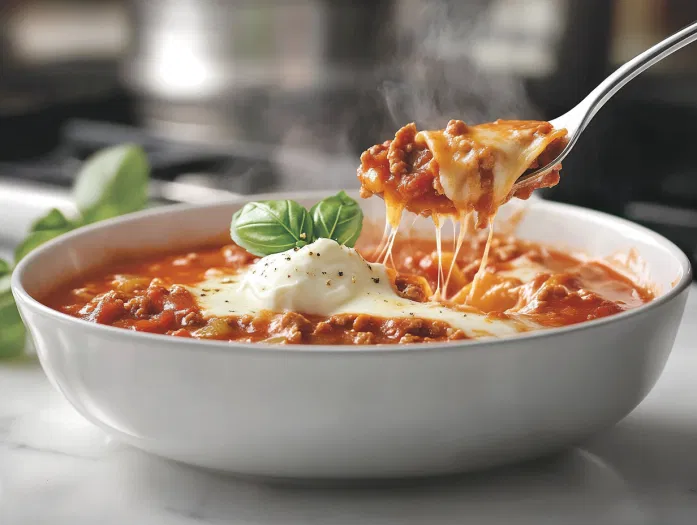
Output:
top-left (0, 289), bottom-right (695, 525)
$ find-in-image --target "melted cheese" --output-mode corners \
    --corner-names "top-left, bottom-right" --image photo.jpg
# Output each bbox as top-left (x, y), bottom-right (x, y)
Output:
top-left (416, 121), bottom-right (567, 213)
top-left (413, 121), bottom-right (566, 306)
top-left (186, 238), bottom-right (535, 339)
top-left (497, 255), bottom-right (551, 282)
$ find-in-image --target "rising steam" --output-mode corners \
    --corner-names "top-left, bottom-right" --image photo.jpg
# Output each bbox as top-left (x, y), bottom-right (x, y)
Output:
top-left (379, 0), bottom-right (538, 130)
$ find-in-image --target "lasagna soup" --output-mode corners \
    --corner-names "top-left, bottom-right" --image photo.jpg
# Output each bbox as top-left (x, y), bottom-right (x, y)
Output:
top-left (42, 119), bottom-right (650, 346)
top-left (43, 233), bottom-right (653, 345)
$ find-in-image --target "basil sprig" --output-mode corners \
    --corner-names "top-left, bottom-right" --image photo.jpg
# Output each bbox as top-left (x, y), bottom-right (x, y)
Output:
top-left (231, 200), bottom-right (314, 256)
top-left (230, 191), bottom-right (363, 256)
top-left (14, 227), bottom-right (75, 264)
top-left (74, 144), bottom-right (150, 224)
top-left (11, 144), bottom-right (150, 265)
top-left (30, 208), bottom-right (73, 232)
top-left (0, 144), bottom-right (150, 359)
top-left (310, 190), bottom-right (363, 248)
top-left (14, 209), bottom-right (75, 263)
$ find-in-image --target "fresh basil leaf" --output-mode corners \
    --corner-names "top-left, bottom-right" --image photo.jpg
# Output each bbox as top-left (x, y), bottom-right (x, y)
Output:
top-left (0, 274), bottom-right (9, 294)
top-left (30, 208), bottom-right (73, 232)
top-left (14, 227), bottom-right (73, 264)
top-left (73, 144), bottom-right (150, 224)
top-left (0, 276), bottom-right (25, 359)
top-left (310, 190), bottom-right (363, 247)
top-left (0, 258), bottom-right (10, 277)
top-left (230, 200), bottom-right (313, 256)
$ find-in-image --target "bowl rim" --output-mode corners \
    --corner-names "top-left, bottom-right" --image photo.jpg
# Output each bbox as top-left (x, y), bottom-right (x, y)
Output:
top-left (11, 192), bottom-right (693, 355)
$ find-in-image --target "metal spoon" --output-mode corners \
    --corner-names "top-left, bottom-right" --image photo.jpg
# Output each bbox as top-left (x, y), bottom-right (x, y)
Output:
top-left (514, 20), bottom-right (697, 189)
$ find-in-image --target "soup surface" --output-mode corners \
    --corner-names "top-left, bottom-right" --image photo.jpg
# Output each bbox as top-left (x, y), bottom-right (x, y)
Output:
top-left (43, 232), bottom-right (653, 345)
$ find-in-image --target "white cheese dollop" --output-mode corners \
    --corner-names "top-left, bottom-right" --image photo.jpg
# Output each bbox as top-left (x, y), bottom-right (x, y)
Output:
top-left (238, 237), bottom-right (393, 315)
top-left (187, 238), bottom-right (535, 339)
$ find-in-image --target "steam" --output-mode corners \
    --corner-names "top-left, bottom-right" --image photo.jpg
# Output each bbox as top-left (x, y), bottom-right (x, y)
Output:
top-left (379, 0), bottom-right (538, 130)
top-left (274, 0), bottom-right (541, 191)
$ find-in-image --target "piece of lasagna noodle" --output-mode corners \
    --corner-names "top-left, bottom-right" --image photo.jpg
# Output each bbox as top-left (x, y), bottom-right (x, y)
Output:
top-left (357, 118), bottom-right (568, 298)
top-left (357, 119), bottom-right (568, 229)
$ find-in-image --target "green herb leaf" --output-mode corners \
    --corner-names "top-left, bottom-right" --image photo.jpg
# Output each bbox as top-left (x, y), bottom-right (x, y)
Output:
top-left (310, 190), bottom-right (363, 247)
top-left (73, 144), bottom-right (150, 224)
top-left (0, 273), bottom-right (10, 294)
top-left (230, 200), bottom-right (313, 256)
top-left (0, 275), bottom-right (25, 359)
top-left (30, 208), bottom-right (73, 232)
top-left (14, 228), bottom-right (73, 264)
top-left (0, 259), bottom-right (10, 277)
top-left (2, 143), bottom-right (151, 359)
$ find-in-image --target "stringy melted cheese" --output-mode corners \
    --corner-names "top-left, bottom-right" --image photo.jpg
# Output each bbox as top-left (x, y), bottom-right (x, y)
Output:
top-left (358, 119), bottom-right (568, 304)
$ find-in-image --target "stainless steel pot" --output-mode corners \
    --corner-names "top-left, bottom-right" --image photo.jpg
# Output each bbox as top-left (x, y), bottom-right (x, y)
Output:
top-left (122, 0), bottom-right (397, 149)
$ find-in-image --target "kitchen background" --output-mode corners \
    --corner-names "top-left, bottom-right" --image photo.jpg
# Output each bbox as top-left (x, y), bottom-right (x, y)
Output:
top-left (1, 0), bottom-right (697, 269)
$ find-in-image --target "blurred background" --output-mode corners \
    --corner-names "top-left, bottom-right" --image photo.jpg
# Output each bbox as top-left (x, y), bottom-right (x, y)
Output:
top-left (1, 0), bottom-right (697, 269)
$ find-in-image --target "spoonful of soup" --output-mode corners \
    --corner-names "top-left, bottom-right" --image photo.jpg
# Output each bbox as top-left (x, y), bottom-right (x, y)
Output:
top-left (357, 118), bottom-right (568, 229)
top-left (358, 21), bottom-right (697, 228)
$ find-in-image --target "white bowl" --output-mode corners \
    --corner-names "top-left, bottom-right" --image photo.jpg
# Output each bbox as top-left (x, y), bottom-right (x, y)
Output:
top-left (12, 192), bottom-right (692, 479)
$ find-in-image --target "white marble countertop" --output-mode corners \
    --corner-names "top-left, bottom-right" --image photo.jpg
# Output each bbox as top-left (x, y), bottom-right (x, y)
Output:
top-left (0, 288), bottom-right (695, 525)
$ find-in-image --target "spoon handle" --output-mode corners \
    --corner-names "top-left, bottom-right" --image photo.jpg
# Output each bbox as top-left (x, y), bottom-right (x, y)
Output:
top-left (572, 20), bottom-right (697, 128)
top-left (517, 21), bottom-right (697, 187)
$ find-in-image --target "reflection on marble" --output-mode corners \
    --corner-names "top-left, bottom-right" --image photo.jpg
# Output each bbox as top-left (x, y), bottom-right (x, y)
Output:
top-left (0, 287), bottom-right (695, 525)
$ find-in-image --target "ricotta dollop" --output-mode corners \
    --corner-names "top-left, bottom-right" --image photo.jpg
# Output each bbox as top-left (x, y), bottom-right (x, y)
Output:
top-left (187, 238), bottom-right (532, 338)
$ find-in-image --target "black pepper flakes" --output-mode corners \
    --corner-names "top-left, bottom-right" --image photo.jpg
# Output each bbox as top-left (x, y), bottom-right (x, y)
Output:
top-left (372, 277), bottom-right (380, 284)
top-left (338, 271), bottom-right (344, 276)
top-left (322, 271), bottom-right (327, 275)
top-left (224, 300), bottom-right (229, 303)
top-left (316, 253), bottom-right (321, 257)
top-left (285, 257), bottom-right (291, 261)
top-left (287, 275), bottom-right (291, 278)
